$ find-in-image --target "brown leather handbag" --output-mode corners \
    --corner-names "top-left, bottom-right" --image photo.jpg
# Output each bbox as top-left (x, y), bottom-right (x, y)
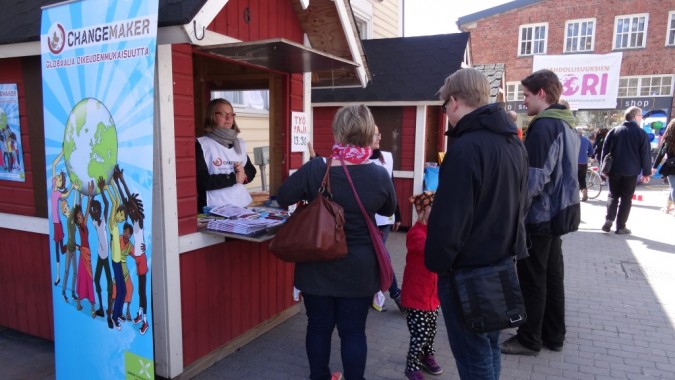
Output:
top-left (269, 158), bottom-right (348, 262)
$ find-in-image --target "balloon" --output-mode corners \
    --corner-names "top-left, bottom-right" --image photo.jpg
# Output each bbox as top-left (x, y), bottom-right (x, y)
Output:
top-left (651, 121), bottom-right (664, 130)
top-left (659, 127), bottom-right (665, 136)
top-left (647, 133), bottom-right (655, 142)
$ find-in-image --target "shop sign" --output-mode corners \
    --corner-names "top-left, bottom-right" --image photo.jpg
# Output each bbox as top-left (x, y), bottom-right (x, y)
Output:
top-left (616, 96), bottom-right (673, 114)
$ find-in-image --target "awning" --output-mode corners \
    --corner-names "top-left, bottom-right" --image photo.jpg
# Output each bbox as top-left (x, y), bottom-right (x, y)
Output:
top-left (201, 38), bottom-right (362, 88)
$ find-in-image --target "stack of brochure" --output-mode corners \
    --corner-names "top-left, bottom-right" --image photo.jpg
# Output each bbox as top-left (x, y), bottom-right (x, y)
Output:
top-left (206, 218), bottom-right (281, 235)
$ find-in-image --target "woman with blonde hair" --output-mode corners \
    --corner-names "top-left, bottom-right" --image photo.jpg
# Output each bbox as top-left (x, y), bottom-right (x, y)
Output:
top-left (278, 105), bottom-right (397, 380)
top-left (196, 98), bottom-right (256, 211)
top-left (653, 119), bottom-right (675, 214)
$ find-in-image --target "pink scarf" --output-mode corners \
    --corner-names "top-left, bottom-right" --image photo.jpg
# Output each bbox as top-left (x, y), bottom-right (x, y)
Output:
top-left (331, 144), bottom-right (373, 164)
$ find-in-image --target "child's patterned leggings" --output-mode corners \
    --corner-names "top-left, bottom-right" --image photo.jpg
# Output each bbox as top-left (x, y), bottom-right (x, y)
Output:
top-left (405, 307), bottom-right (439, 371)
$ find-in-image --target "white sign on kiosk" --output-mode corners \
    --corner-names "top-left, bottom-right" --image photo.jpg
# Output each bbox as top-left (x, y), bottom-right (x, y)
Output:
top-left (291, 111), bottom-right (309, 152)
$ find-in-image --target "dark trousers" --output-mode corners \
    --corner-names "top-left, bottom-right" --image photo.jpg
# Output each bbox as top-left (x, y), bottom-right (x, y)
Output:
top-left (303, 293), bottom-right (371, 380)
top-left (605, 175), bottom-right (637, 230)
top-left (515, 234), bottom-right (565, 351)
top-left (112, 261), bottom-right (126, 321)
top-left (577, 163), bottom-right (588, 189)
top-left (138, 274), bottom-right (147, 311)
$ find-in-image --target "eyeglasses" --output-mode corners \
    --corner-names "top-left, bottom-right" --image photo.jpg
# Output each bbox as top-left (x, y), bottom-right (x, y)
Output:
top-left (441, 98), bottom-right (449, 114)
top-left (215, 112), bottom-right (236, 118)
top-left (374, 133), bottom-right (382, 140)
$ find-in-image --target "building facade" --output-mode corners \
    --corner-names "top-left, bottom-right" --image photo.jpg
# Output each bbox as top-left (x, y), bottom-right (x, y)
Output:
top-left (459, 0), bottom-right (674, 135)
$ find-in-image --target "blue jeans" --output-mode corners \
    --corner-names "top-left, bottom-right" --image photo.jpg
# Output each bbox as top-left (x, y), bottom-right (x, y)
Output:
top-left (303, 293), bottom-right (372, 380)
top-left (437, 274), bottom-right (501, 380)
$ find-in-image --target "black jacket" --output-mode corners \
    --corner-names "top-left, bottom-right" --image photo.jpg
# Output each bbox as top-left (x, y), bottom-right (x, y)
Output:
top-left (425, 103), bottom-right (529, 273)
top-left (601, 121), bottom-right (652, 177)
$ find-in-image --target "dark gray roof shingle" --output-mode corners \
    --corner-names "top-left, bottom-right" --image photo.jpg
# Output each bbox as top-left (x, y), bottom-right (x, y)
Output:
top-left (0, 0), bottom-right (207, 45)
top-left (312, 33), bottom-right (469, 103)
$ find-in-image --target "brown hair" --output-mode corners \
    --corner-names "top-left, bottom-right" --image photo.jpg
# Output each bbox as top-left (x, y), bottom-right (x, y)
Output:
top-left (663, 119), bottom-right (675, 155)
top-left (521, 69), bottom-right (562, 105)
top-left (203, 98), bottom-right (240, 133)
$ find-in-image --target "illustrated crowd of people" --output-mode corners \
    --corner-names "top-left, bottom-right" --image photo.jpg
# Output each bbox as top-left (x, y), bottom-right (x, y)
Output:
top-left (266, 65), bottom-right (675, 380)
top-left (51, 151), bottom-right (150, 335)
top-left (0, 125), bottom-right (21, 173)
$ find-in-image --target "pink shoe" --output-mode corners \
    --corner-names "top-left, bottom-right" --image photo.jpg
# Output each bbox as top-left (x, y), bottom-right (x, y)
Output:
top-left (330, 371), bottom-right (343, 380)
top-left (404, 369), bottom-right (424, 380)
top-left (420, 354), bottom-right (443, 375)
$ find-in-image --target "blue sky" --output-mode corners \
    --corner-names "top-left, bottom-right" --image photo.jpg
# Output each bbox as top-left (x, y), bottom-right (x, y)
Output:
top-left (405, 0), bottom-right (511, 36)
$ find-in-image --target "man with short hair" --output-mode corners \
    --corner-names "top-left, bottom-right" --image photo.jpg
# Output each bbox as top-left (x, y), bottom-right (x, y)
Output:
top-left (425, 68), bottom-right (529, 379)
top-left (501, 69), bottom-right (580, 356)
top-left (600, 106), bottom-right (653, 235)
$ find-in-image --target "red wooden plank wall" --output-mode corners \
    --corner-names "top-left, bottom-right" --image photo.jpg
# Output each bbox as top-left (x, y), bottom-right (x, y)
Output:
top-left (180, 241), bottom-right (295, 367)
top-left (399, 106), bottom-right (417, 172)
top-left (0, 58), bottom-right (36, 216)
top-left (172, 44), bottom-right (199, 236)
top-left (0, 228), bottom-right (53, 340)
top-left (210, 0), bottom-right (304, 44)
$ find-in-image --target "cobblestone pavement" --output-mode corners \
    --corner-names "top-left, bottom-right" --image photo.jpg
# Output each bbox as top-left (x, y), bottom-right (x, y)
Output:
top-left (3, 183), bottom-right (674, 380)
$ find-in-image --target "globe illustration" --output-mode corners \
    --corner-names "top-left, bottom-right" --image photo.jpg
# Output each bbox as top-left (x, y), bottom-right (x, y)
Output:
top-left (62, 98), bottom-right (118, 195)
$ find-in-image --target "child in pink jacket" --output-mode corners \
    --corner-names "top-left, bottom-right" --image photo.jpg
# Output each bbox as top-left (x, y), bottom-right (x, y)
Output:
top-left (401, 191), bottom-right (442, 380)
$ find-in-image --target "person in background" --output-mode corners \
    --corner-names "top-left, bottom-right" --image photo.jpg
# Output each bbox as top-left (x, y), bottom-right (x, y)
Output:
top-left (577, 128), bottom-right (594, 201)
top-left (196, 98), bottom-right (256, 212)
top-left (507, 110), bottom-right (523, 140)
top-left (501, 69), bottom-right (580, 357)
top-left (278, 105), bottom-right (397, 380)
top-left (369, 126), bottom-right (403, 313)
top-left (653, 119), bottom-right (675, 214)
top-left (425, 68), bottom-right (529, 379)
top-left (600, 106), bottom-right (653, 235)
top-left (401, 191), bottom-right (442, 380)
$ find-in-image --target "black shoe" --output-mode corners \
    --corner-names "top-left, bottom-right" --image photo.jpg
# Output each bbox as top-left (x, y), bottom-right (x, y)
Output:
top-left (500, 336), bottom-right (539, 356)
top-left (95, 308), bottom-right (105, 318)
top-left (601, 220), bottom-right (612, 232)
top-left (393, 294), bottom-right (406, 313)
top-left (543, 342), bottom-right (564, 352)
top-left (61, 292), bottom-right (68, 303)
top-left (107, 316), bottom-right (114, 329)
top-left (71, 292), bottom-right (78, 301)
top-left (53, 278), bottom-right (60, 286)
top-left (615, 228), bottom-right (631, 235)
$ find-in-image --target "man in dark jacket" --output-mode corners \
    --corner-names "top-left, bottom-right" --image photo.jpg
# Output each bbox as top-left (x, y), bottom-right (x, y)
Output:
top-left (601, 106), bottom-right (653, 234)
top-left (501, 69), bottom-right (581, 357)
top-left (425, 68), bottom-right (529, 379)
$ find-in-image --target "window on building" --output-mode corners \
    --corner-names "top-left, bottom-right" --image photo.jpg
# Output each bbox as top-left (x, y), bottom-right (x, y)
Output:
top-left (518, 23), bottom-right (547, 56)
top-left (613, 14), bottom-right (648, 49)
top-left (506, 82), bottom-right (523, 101)
top-left (667, 11), bottom-right (675, 46)
top-left (564, 19), bottom-right (595, 52)
top-left (618, 75), bottom-right (674, 97)
top-left (211, 90), bottom-right (270, 112)
top-left (350, 0), bottom-right (373, 40)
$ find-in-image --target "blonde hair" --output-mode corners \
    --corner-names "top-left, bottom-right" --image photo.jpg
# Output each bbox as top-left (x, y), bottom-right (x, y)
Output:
top-left (332, 105), bottom-right (376, 147)
top-left (203, 98), bottom-right (240, 133)
top-left (438, 68), bottom-right (490, 108)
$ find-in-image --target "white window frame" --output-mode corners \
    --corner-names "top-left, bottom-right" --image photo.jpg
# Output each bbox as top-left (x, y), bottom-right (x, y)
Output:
top-left (518, 23), bottom-right (548, 56)
top-left (564, 18), bottom-right (596, 53)
top-left (618, 75), bottom-right (674, 97)
top-left (506, 82), bottom-right (523, 101)
top-left (350, 0), bottom-right (373, 40)
top-left (613, 13), bottom-right (649, 50)
top-left (666, 11), bottom-right (675, 47)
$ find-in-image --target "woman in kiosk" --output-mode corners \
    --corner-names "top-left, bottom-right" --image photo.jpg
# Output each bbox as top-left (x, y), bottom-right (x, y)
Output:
top-left (196, 98), bottom-right (257, 212)
top-left (277, 105), bottom-right (397, 380)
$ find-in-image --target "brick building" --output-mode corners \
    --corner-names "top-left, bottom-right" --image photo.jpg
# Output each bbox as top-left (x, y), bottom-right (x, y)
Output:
top-left (459, 0), bottom-right (674, 135)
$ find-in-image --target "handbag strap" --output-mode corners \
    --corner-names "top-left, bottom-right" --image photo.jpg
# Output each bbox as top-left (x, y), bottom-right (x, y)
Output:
top-left (338, 157), bottom-right (380, 234)
top-left (320, 157), bottom-right (333, 199)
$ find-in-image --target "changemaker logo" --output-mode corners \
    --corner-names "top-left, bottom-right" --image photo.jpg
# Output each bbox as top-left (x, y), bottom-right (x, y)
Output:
top-left (125, 351), bottom-right (154, 379)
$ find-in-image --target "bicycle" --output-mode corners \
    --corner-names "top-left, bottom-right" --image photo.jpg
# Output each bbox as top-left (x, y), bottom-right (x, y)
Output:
top-left (585, 166), bottom-right (603, 199)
